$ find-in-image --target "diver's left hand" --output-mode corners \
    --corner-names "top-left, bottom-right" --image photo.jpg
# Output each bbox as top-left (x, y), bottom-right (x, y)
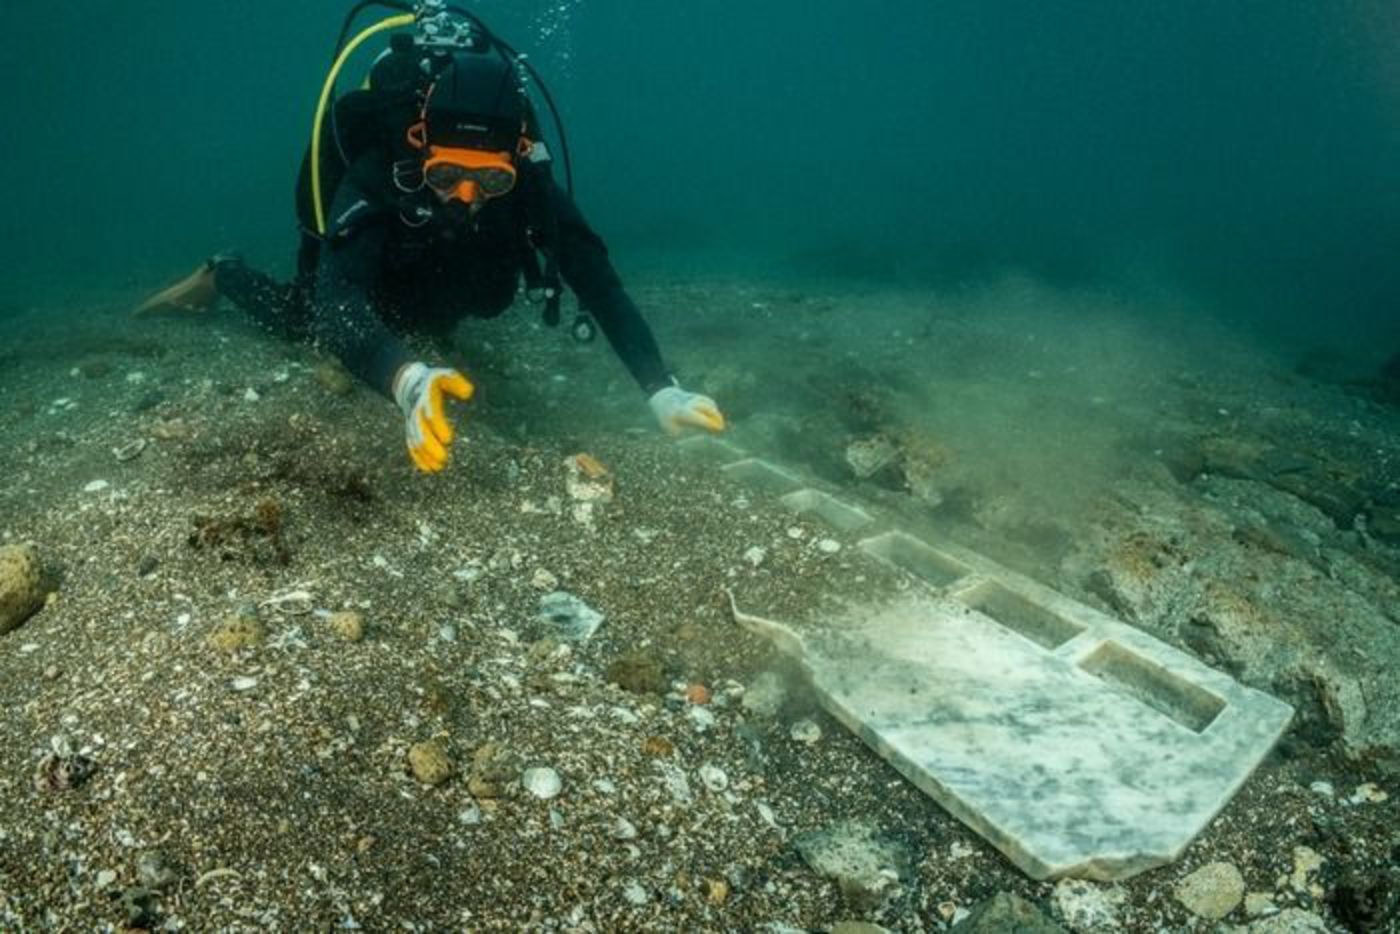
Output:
top-left (648, 385), bottom-right (725, 435)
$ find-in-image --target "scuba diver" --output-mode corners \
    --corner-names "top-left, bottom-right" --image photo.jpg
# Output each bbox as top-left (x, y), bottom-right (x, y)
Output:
top-left (136, 1), bottom-right (724, 473)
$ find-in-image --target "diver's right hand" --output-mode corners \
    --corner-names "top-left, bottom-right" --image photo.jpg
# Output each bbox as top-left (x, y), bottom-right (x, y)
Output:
top-left (392, 362), bottom-right (474, 473)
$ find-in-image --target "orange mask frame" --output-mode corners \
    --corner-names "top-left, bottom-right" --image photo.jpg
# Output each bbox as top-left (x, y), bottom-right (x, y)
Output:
top-left (421, 145), bottom-right (518, 204)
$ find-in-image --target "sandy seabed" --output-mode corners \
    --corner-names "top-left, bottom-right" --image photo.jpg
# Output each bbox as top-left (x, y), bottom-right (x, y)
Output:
top-left (1, 270), bottom-right (1397, 931)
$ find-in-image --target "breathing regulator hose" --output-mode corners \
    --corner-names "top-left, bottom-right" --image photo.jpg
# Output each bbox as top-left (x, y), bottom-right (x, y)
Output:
top-left (311, 13), bottom-right (415, 235)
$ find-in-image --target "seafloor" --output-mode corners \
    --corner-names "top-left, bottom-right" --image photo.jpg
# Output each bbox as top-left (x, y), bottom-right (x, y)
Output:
top-left (1, 270), bottom-right (1397, 931)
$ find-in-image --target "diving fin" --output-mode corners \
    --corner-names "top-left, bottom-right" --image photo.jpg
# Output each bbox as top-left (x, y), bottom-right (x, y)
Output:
top-left (133, 262), bottom-right (217, 316)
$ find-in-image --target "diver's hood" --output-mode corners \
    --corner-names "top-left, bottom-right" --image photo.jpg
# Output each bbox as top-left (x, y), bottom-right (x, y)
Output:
top-left (424, 50), bottom-right (529, 151)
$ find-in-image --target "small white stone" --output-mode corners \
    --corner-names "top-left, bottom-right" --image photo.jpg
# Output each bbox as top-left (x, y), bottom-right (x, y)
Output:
top-left (438, 624), bottom-right (456, 643)
top-left (790, 718), bottom-right (821, 744)
top-left (230, 676), bottom-right (258, 692)
top-left (743, 546), bottom-right (766, 567)
top-left (523, 766), bottom-right (562, 800)
top-left (592, 778), bottom-right (617, 795)
top-left (699, 764), bottom-right (729, 792)
top-left (18, 643), bottom-right (39, 654)
top-left (243, 387), bottom-right (260, 402)
top-left (611, 817), bottom-right (638, 840)
top-left (126, 371), bottom-right (146, 384)
top-left (458, 804), bottom-right (482, 825)
top-left (623, 881), bottom-right (648, 905)
top-left (94, 869), bottom-right (117, 888)
top-left (1308, 780), bottom-right (1334, 797)
top-left (817, 538), bottom-right (841, 553)
top-left (532, 568), bottom-right (559, 590)
top-left (1348, 782), bottom-right (1388, 804)
top-left (786, 526), bottom-right (804, 539)
top-left (688, 706), bottom-right (716, 732)
top-left (83, 480), bottom-right (110, 493)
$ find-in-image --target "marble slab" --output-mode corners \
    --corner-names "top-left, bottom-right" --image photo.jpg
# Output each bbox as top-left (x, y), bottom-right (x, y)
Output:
top-left (730, 562), bottom-right (1293, 881)
top-left (674, 435), bottom-right (1293, 880)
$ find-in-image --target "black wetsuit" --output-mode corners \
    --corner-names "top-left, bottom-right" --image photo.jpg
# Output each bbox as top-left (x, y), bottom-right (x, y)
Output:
top-left (215, 150), bottom-right (672, 398)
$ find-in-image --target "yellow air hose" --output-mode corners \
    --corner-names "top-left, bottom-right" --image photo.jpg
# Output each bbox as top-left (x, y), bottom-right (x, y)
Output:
top-left (311, 12), bottom-right (416, 235)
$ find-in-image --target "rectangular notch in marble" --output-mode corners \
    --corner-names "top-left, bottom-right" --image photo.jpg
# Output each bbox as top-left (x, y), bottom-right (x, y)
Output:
top-left (780, 489), bottom-right (875, 532)
top-left (721, 459), bottom-right (805, 495)
top-left (1079, 641), bottom-right (1226, 733)
top-left (859, 531), bottom-right (970, 587)
top-left (959, 580), bottom-right (1085, 650)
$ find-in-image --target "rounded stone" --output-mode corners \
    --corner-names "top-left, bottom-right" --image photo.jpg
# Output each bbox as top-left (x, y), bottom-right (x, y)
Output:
top-left (327, 610), bottom-right (365, 643)
top-left (207, 611), bottom-right (265, 652)
top-left (0, 544), bottom-right (45, 635)
top-left (523, 766), bottom-right (562, 799)
top-left (1175, 861), bottom-right (1245, 920)
top-left (407, 741), bottom-right (453, 786)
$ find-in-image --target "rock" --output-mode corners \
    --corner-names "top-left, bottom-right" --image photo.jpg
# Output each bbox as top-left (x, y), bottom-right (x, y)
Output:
top-left (326, 610), bottom-right (365, 642)
top-left (607, 651), bottom-right (666, 695)
top-left (952, 891), bottom-right (1065, 932)
top-left (684, 682), bottom-right (711, 704)
top-left (207, 608), bottom-right (265, 652)
top-left (845, 435), bottom-right (899, 479)
top-left (1289, 845), bottom-right (1324, 894)
top-left (790, 718), bottom-right (821, 744)
top-left (407, 740), bottom-right (452, 786)
top-left (537, 591), bottom-right (604, 642)
top-left (793, 819), bottom-right (910, 909)
top-left (0, 543), bottom-right (45, 634)
top-left (1245, 907), bottom-right (1328, 933)
top-left (523, 766), bottom-right (563, 799)
top-left (468, 743), bottom-right (521, 799)
top-left (1050, 879), bottom-right (1126, 933)
top-left (1175, 861), bottom-right (1245, 920)
top-left (313, 360), bottom-right (353, 395)
top-left (698, 763), bottom-right (728, 792)
top-left (1244, 892), bottom-right (1278, 918)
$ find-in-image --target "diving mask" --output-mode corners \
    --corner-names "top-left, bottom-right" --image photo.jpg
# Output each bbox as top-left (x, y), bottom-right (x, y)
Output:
top-left (423, 146), bottom-right (517, 203)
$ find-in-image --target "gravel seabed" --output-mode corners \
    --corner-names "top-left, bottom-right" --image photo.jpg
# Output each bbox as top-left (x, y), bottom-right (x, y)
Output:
top-left (1, 272), bottom-right (1397, 931)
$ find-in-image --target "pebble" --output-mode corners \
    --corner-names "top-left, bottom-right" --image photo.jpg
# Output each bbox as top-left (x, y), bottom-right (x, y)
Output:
top-left (229, 676), bottom-right (258, 692)
top-left (523, 766), bottom-right (562, 800)
top-left (699, 764), bottom-right (729, 792)
top-left (407, 741), bottom-right (453, 786)
top-left (1175, 861), bottom-right (1245, 920)
top-left (1289, 846), bottom-right (1323, 894)
top-left (1307, 780), bottom-right (1333, 797)
top-left (457, 804), bottom-right (482, 825)
top-left (112, 438), bottom-right (146, 462)
top-left (83, 480), bottom-right (110, 493)
top-left (1347, 782), bottom-right (1387, 804)
top-left (326, 610), bottom-right (365, 643)
top-left (743, 546), bottom-right (766, 567)
top-left (611, 817), bottom-right (637, 840)
top-left (688, 706), bottom-right (717, 731)
top-left (684, 682), bottom-right (711, 705)
top-left (531, 568), bottom-right (559, 590)
top-left (790, 718), bottom-right (822, 744)
top-left (95, 869), bottom-right (117, 889)
top-left (243, 387), bottom-right (260, 402)
top-left (622, 881), bottom-right (648, 905)
top-left (1245, 892), bottom-right (1279, 918)
top-left (817, 538), bottom-right (842, 553)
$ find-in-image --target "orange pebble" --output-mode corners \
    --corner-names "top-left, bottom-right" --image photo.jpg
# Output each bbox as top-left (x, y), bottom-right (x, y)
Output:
top-left (684, 682), bottom-right (711, 705)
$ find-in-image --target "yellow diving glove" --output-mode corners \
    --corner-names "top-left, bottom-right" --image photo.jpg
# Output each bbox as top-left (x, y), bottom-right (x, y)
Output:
top-left (392, 362), bottom-right (474, 473)
top-left (648, 385), bottom-right (726, 436)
